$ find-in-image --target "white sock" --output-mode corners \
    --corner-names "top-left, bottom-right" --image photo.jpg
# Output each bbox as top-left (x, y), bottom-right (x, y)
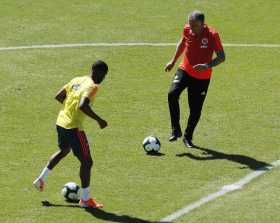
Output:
top-left (80, 187), bottom-right (91, 201)
top-left (38, 167), bottom-right (50, 181)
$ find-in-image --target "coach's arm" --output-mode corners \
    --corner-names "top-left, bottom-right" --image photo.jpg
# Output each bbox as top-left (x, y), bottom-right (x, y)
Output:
top-left (208, 50), bottom-right (226, 68)
top-left (165, 37), bottom-right (186, 72)
top-left (193, 50), bottom-right (226, 72)
top-left (79, 97), bottom-right (107, 129)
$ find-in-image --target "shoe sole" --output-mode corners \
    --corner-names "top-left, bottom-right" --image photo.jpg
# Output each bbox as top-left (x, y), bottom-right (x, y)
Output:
top-left (79, 204), bottom-right (103, 208)
top-left (169, 135), bottom-right (182, 142)
top-left (33, 179), bottom-right (44, 192)
top-left (183, 140), bottom-right (195, 148)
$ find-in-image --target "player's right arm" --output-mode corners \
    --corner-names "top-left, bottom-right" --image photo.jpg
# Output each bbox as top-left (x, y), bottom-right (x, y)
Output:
top-left (165, 36), bottom-right (186, 72)
top-left (55, 80), bottom-right (73, 104)
top-left (79, 97), bottom-right (107, 129)
top-left (55, 88), bottom-right (67, 104)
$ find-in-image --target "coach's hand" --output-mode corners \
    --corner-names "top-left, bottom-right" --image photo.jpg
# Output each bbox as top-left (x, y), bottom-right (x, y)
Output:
top-left (193, 64), bottom-right (209, 72)
top-left (165, 61), bottom-right (175, 72)
top-left (98, 119), bottom-right (108, 129)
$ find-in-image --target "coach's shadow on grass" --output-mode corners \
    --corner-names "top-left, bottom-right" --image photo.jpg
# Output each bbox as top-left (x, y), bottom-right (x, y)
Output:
top-left (42, 201), bottom-right (158, 223)
top-left (176, 146), bottom-right (271, 170)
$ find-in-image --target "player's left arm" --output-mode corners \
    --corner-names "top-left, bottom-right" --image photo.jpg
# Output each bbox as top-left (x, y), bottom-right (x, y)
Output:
top-left (55, 88), bottom-right (67, 104)
top-left (79, 86), bottom-right (107, 129)
top-left (79, 97), bottom-right (108, 129)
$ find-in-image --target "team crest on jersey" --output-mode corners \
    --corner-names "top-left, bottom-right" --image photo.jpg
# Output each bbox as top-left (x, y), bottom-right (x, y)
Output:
top-left (72, 84), bottom-right (81, 90)
top-left (201, 38), bottom-right (208, 48)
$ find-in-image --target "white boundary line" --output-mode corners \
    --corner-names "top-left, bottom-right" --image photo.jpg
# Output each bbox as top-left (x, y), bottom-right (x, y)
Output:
top-left (159, 159), bottom-right (280, 223)
top-left (0, 42), bottom-right (280, 52)
top-left (224, 43), bottom-right (280, 48)
top-left (0, 43), bottom-right (175, 51)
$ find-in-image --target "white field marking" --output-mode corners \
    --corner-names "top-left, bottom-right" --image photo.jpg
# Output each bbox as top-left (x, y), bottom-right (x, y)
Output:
top-left (0, 42), bottom-right (280, 52)
top-left (159, 159), bottom-right (280, 223)
top-left (224, 43), bottom-right (280, 48)
top-left (0, 43), bottom-right (176, 51)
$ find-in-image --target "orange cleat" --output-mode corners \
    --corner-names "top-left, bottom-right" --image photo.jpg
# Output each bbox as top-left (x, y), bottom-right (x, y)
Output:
top-left (79, 198), bottom-right (103, 208)
top-left (33, 178), bottom-right (45, 192)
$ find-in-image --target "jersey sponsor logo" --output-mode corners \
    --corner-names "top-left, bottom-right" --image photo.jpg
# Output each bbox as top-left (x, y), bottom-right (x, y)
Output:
top-left (201, 38), bottom-right (208, 48)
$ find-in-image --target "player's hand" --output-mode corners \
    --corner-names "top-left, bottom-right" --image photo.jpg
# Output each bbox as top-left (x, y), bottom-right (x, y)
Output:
top-left (165, 61), bottom-right (175, 72)
top-left (193, 64), bottom-right (209, 72)
top-left (97, 119), bottom-right (108, 129)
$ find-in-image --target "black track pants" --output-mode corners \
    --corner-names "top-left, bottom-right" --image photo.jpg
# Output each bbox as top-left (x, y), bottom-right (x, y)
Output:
top-left (168, 69), bottom-right (210, 140)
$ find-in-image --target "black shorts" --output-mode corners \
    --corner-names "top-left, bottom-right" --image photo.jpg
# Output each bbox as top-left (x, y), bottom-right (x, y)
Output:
top-left (56, 125), bottom-right (91, 161)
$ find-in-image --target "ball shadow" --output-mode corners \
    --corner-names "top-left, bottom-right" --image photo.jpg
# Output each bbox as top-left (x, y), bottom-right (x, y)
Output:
top-left (146, 151), bottom-right (165, 156)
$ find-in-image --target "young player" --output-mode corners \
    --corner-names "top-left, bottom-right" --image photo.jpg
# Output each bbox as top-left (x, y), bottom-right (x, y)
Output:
top-left (33, 60), bottom-right (108, 208)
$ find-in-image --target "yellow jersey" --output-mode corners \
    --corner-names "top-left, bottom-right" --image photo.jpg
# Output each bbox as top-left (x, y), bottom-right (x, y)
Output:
top-left (56, 76), bottom-right (98, 129)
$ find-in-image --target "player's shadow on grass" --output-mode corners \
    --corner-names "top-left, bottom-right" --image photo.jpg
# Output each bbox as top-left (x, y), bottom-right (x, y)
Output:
top-left (176, 146), bottom-right (271, 170)
top-left (85, 208), bottom-right (158, 223)
top-left (42, 201), bottom-right (157, 223)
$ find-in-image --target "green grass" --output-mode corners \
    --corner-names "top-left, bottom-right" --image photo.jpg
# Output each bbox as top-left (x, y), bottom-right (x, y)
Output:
top-left (0, 0), bottom-right (280, 46)
top-left (177, 168), bottom-right (280, 223)
top-left (0, 1), bottom-right (279, 223)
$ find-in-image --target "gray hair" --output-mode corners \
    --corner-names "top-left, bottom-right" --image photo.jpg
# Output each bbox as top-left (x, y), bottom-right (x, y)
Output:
top-left (188, 10), bottom-right (205, 23)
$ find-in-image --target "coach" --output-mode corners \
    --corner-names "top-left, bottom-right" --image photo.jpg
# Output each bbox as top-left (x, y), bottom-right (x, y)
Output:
top-left (165, 11), bottom-right (225, 147)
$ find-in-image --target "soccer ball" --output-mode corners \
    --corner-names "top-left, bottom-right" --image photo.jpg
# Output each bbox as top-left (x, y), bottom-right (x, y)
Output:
top-left (142, 136), bottom-right (161, 153)
top-left (61, 182), bottom-right (80, 202)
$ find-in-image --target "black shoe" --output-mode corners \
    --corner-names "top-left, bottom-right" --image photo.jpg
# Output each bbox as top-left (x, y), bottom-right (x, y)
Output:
top-left (183, 138), bottom-right (195, 148)
top-left (169, 130), bottom-right (182, 142)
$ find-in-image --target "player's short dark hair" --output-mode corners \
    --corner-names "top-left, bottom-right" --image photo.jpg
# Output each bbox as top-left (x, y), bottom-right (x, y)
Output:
top-left (92, 60), bottom-right (108, 74)
top-left (189, 10), bottom-right (205, 23)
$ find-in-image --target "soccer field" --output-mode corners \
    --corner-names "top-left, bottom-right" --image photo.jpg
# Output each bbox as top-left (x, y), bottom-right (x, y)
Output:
top-left (0, 1), bottom-right (279, 223)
